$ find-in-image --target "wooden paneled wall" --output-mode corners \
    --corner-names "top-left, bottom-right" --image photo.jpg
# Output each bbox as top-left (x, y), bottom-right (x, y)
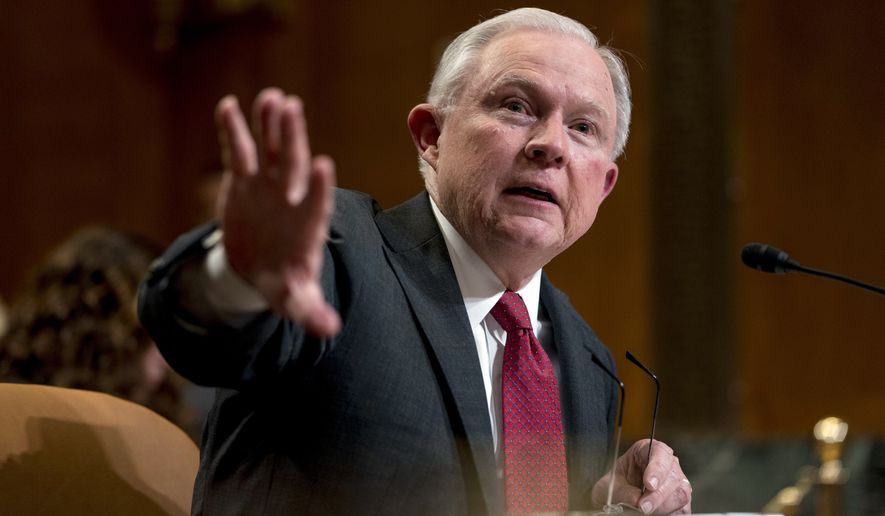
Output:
top-left (735, 1), bottom-right (885, 436)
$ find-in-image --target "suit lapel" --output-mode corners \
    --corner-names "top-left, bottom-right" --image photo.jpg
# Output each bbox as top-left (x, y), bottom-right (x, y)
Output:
top-left (541, 277), bottom-right (614, 506)
top-left (376, 193), bottom-right (500, 515)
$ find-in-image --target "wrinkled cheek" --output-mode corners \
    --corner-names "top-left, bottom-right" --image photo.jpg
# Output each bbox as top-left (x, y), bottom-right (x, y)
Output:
top-left (461, 191), bottom-right (489, 230)
top-left (439, 181), bottom-right (483, 237)
top-left (565, 205), bottom-right (598, 243)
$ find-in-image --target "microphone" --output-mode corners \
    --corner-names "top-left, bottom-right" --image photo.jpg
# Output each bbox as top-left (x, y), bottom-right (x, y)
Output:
top-left (740, 243), bottom-right (799, 274)
top-left (741, 243), bottom-right (885, 296)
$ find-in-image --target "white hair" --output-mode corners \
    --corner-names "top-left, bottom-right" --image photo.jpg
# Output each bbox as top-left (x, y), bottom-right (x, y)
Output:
top-left (419, 7), bottom-right (632, 176)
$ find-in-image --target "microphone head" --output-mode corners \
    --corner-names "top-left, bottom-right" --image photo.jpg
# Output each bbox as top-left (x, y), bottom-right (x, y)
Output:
top-left (741, 243), bottom-right (798, 274)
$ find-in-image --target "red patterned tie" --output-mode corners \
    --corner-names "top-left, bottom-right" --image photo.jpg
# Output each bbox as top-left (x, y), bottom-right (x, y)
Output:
top-left (492, 290), bottom-right (568, 514)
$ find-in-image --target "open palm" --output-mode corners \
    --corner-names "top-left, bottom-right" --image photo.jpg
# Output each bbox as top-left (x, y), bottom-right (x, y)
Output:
top-left (214, 88), bottom-right (340, 337)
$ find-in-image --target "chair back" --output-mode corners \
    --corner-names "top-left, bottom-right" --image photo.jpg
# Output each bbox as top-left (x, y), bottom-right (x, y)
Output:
top-left (0, 383), bottom-right (199, 515)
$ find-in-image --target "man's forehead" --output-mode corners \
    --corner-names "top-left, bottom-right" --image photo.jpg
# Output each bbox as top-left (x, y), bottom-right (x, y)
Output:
top-left (469, 30), bottom-right (614, 110)
top-left (476, 30), bottom-right (609, 85)
top-left (487, 72), bottom-right (611, 117)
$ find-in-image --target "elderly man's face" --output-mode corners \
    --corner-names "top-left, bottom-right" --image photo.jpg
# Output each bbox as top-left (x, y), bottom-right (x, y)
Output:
top-left (427, 29), bottom-right (619, 271)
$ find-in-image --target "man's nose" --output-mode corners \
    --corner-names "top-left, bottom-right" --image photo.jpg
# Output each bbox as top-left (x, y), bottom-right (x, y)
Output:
top-left (524, 116), bottom-right (569, 166)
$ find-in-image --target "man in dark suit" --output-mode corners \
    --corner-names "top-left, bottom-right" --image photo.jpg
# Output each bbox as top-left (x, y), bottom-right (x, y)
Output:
top-left (139, 8), bottom-right (692, 515)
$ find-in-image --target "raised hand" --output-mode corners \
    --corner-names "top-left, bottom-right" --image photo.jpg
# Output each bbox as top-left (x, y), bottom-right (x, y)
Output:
top-left (591, 439), bottom-right (692, 514)
top-left (214, 88), bottom-right (340, 337)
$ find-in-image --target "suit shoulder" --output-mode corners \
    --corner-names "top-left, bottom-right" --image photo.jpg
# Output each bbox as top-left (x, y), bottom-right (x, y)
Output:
top-left (329, 189), bottom-right (384, 239)
top-left (333, 188), bottom-right (377, 210)
top-left (332, 189), bottom-right (380, 220)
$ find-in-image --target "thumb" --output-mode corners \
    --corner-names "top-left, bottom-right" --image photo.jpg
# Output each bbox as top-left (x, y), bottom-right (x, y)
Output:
top-left (283, 278), bottom-right (341, 338)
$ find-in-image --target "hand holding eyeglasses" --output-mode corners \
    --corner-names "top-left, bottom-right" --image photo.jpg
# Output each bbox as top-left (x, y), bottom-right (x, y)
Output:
top-left (591, 439), bottom-right (692, 514)
top-left (587, 351), bottom-right (692, 514)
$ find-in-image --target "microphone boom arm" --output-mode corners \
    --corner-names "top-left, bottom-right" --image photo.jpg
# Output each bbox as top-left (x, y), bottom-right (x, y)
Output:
top-left (795, 263), bottom-right (885, 296)
top-left (741, 243), bottom-right (885, 297)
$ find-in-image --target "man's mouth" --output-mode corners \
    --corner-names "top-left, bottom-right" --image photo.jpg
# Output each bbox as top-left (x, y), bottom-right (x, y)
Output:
top-left (505, 186), bottom-right (557, 205)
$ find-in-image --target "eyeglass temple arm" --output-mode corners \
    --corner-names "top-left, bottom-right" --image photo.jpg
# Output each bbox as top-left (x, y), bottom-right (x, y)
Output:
top-left (625, 351), bottom-right (661, 496)
top-left (590, 352), bottom-right (625, 510)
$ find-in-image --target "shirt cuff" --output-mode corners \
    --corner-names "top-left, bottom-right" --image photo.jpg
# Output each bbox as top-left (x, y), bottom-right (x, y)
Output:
top-left (204, 240), bottom-right (269, 314)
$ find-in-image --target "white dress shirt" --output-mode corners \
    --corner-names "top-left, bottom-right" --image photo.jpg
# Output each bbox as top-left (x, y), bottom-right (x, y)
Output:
top-left (427, 197), bottom-right (546, 456)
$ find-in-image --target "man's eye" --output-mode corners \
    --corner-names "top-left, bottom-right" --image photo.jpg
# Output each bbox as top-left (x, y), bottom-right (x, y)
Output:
top-left (573, 122), bottom-right (593, 134)
top-left (505, 101), bottom-right (525, 113)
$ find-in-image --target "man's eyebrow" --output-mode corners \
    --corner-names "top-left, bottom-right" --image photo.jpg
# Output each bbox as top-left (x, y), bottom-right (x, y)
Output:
top-left (492, 74), bottom-right (540, 91)
top-left (491, 74), bottom-right (612, 121)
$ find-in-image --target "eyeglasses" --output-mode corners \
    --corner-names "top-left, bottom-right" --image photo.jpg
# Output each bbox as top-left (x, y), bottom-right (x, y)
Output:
top-left (587, 349), bottom-right (662, 514)
top-left (589, 354), bottom-right (624, 511)
top-left (626, 351), bottom-right (661, 496)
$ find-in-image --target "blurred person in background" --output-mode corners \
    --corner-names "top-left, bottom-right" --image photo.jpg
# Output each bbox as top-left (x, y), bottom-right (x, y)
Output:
top-left (0, 226), bottom-right (197, 436)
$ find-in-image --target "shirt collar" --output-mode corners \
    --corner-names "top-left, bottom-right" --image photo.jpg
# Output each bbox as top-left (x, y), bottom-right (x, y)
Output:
top-left (429, 196), bottom-right (543, 331)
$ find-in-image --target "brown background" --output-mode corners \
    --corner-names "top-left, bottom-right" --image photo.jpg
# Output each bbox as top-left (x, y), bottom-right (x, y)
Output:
top-left (1, 0), bottom-right (883, 442)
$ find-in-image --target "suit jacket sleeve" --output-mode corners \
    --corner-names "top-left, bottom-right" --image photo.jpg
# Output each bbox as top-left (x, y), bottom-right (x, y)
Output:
top-left (137, 222), bottom-right (341, 392)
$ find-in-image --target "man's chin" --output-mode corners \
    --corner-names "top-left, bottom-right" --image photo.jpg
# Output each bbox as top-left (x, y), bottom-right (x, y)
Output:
top-left (492, 219), bottom-right (564, 254)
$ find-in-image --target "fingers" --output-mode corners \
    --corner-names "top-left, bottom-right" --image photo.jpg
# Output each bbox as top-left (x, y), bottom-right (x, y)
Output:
top-left (256, 153), bottom-right (337, 336)
top-left (603, 440), bottom-right (691, 514)
top-left (251, 88), bottom-right (285, 173)
top-left (635, 440), bottom-right (691, 514)
top-left (591, 458), bottom-right (643, 509)
top-left (296, 155), bottom-right (338, 337)
top-left (282, 265), bottom-right (341, 338)
top-left (301, 155), bottom-right (337, 241)
top-left (214, 172), bottom-right (233, 221)
top-left (218, 88), bottom-right (313, 206)
top-left (280, 95), bottom-right (313, 203)
top-left (639, 440), bottom-right (675, 492)
top-left (606, 480), bottom-right (642, 510)
top-left (637, 468), bottom-right (691, 514)
top-left (216, 88), bottom-right (339, 337)
top-left (215, 95), bottom-right (258, 177)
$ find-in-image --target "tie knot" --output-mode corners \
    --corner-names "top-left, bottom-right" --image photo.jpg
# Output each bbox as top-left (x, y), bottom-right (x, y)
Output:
top-left (490, 290), bottom-right (532, 333)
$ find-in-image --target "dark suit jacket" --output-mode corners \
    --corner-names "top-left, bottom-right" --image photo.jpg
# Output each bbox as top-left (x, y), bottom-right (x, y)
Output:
top-left (139, 190), bottom-right (617, 516)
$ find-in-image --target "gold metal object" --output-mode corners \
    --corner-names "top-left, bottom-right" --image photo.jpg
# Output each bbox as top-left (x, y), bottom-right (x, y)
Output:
top-left (814, 416), bottom-right (849, 464)
top-left (762, 416), bottom-right (850, 516)
top-left (813, 416), bottom-right (849, 516)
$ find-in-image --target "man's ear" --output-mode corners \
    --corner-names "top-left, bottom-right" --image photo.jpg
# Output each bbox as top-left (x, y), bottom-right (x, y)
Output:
top-left (601, 163), bottom-right (618, 201)
top-left (407, 104), bottom-right (441, 169)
